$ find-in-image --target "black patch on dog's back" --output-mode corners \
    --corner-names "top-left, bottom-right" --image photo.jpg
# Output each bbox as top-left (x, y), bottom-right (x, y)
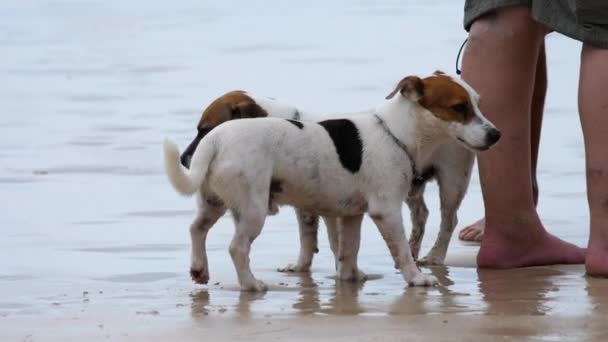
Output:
top-left (286, 119), bottom-right (304, 129)
top-left (318, 119), bottom-right (363, 173)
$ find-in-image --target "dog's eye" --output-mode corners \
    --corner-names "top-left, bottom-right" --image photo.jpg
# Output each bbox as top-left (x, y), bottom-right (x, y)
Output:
top-left (451, 103), bottom-right (467, 113)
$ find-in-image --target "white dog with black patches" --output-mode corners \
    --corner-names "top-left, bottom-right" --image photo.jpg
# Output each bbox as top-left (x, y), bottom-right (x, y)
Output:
top-left (164, 73), bottom-right (500, 291)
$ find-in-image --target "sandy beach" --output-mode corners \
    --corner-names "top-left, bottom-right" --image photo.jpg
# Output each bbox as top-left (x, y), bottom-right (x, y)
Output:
top-left (1, 0), bottom-right (607, 341)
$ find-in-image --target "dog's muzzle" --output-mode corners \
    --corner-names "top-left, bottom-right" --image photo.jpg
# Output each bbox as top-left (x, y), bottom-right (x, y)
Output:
top-left (180, 127), bottom-right (212, 168)
top-left (485, 128), bottom-right (501, 146)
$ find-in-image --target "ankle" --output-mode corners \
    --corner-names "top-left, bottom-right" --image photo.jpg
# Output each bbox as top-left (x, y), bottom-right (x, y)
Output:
top-left (483, 213), bottom-right (545, 241)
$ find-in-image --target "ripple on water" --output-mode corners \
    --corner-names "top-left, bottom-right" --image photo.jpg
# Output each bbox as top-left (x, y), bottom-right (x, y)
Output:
top-left (123, 210), bottom-right (194, 218)
top-left (33, 165), bottom-right (159, 176)
top-left (220, 43), bottom-right (319, 55)
top-left (68, 139), bottom-right (113, 147)
top-left (0, 177), bottom-right (39, 184)
top-left (172, 108), bottom-right (200, 117)
top-left (127, 65), bottom-right (185, 75)
top-left (75, 243), bottom-right (188, 253)
top-left (282, 56), bottom-right (377, 66)
top-left (97, 272), bottom-right (180, 283)
top-left (93, 124), bottom-right (151, 133)
top-left (0, 302), bottom-right (31, 309)
top-left (0, 275), bottom-right (37, 281)
top-left (67, 94), bottom-right (126, 103)
top-left (72, 219), bottom-right (121, 226)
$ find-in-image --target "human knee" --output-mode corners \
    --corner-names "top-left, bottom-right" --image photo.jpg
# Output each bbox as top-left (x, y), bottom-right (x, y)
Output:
top-left (469, 6), bottom-right (540, 42)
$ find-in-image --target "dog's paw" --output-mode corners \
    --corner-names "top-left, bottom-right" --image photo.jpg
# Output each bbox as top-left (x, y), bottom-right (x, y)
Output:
top-left (190, 268), bottom-right (209, 285)
top-left (338, 268), bottom-right (368, 282)
top-left (417, 254), bottom-right (446, 266)
top-left (277, 263), bottom-right (311, 273)
top-left (241, 279), bottom-right (268, 292)
top-left (408, 273), bottom-right (438, 287)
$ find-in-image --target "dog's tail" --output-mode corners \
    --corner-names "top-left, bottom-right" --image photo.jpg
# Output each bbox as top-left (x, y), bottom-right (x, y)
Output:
top-left (163, 138), bottom-right (215, 196)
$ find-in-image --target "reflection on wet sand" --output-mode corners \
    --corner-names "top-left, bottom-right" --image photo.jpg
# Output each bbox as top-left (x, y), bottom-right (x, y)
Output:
top-left (321, 280), bottom-right (366, 315)
top-left (292, 273), bottom-right (321, 314)
top-left (185, 265), bottom-right (607, 319)
top-left (179, 266), bottom-right (608, 341)
top-left (585, 277), bottom-right (608, 341)
top-left (477, 266), bottom-right (592, 316)
top-left (190, 290), bottom-right (210, 317)
top-left (189, 268), bottom-right (456, 317)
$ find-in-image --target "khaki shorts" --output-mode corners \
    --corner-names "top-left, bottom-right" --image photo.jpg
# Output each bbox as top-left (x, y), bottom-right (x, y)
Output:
top-left (464, 0), bottom-right (608, 48)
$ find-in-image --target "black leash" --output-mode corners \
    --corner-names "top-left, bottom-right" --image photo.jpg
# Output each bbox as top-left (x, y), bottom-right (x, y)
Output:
top-left (373, 114), bottom-right (422, 182)
top-left (455, 38), bottom-right (468, 75)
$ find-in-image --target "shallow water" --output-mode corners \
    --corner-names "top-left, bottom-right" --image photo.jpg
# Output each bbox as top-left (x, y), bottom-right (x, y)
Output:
top-left (1, 0), bottom-right (606, 341)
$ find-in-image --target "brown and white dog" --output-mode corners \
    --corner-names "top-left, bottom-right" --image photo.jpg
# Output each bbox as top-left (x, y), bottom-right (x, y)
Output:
top-left (165, 72), bottom-right (500, 291)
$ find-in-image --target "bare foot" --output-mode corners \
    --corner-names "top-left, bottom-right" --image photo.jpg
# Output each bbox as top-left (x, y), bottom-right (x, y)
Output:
top-left (586, 238), bottom-right (608, 277)
top-left (459, 218), bottom-right (485, 242)
top-left (478, 219), bottom-right (585, 268)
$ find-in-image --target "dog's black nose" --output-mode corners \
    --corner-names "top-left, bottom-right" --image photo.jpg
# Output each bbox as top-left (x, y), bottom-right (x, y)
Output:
top-left (486, 128), bottom-right (501, 145)
top-left (180, 153), bottom-right (191, 169)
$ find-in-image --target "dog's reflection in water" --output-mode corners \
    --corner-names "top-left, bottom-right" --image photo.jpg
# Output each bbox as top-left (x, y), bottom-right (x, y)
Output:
top-left (188, 270), bottom-right (450, 317)
top-left (190, 290), bottom-right (210, 318)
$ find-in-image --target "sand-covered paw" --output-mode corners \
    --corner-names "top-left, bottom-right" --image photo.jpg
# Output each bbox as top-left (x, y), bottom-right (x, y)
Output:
top-left (190, 268), bottom-right (209, 284)
top-left (408, 273), bottom-right (438, 287)
top-left (417, 254), bottom-right (445, 266)
top-left (338, 268), bottom-right (368, 282)
top-left (277, 263), bottom-right (311, 273)
top-left (241, 279), bottom-right (268, 292)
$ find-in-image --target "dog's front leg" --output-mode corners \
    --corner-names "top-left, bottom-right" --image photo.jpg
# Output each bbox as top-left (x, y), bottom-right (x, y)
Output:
top-left (419, 164), bottom-right (472, 265)
top-left (190, 195), bottom-right (226, 284)
top-left (369, 204), bottom-right (437, 287)
top-left (278, 209), bottom-right (319, 273)
top-left (336, 215), bottom-right (367, 282)
top-left (405, 183), bottom-right (429, 261)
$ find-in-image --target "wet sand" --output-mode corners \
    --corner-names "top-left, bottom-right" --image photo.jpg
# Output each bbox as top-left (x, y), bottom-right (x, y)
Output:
top-left (2, 264), bottom-right (608, 341)
top-left (1, 0), bottom-right (607, 341)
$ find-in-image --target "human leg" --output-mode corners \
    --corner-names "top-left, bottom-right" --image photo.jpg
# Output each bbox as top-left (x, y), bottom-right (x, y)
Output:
top-left (461, 5), bottom-right (584, 267)
top-left (578, 43), bottom-right (608, 276)
top-left (459, 42), bottom-right (547, 242)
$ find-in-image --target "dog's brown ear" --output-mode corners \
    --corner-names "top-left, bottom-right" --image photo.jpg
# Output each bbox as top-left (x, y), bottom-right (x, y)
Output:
top-left (231, 101), bottom-right (268, 119)
top-left (385, 76), bottom-right (425, 101)
top-left (197, 104), bottom-right (232, 130)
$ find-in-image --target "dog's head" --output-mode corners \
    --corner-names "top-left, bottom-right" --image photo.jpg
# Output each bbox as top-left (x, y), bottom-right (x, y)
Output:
top-left (386, 71), bottom-right (500, 151)
top-left (180, 90), bottom-right (299, 167)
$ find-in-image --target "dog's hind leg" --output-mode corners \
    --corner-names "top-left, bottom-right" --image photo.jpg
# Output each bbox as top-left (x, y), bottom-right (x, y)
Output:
top-left (368, 200), bottom-right (437, 287)
top-left (278, 209), bottom-right (319, 273)
top-left (190, 194), bottom-right (227, 284)
top-left (323, 216), bottom-right (340, 270)
top-left (419, 159), bottom-right (473, 265)
top-left (229, 202), bottom-right (268, 292)
top-left (336, 215), bottom-right (367, 282)
top-left (406, 183), bottom-right (429, 261)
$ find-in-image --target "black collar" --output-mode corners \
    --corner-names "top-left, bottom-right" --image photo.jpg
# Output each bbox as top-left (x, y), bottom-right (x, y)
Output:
top-left (373, 113), bottom-right (421, 181)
